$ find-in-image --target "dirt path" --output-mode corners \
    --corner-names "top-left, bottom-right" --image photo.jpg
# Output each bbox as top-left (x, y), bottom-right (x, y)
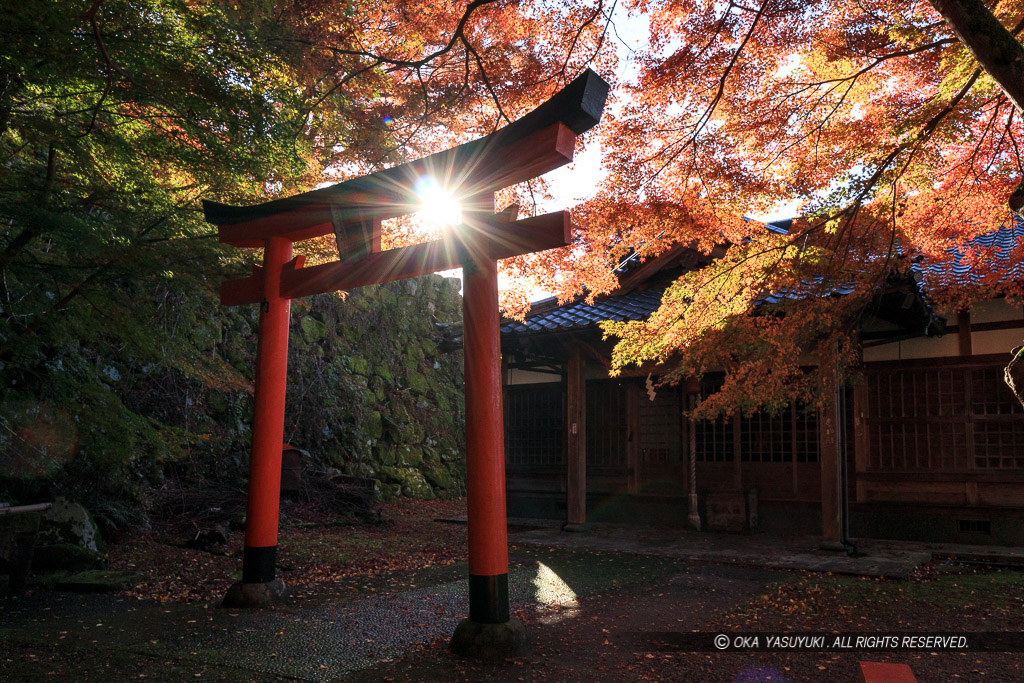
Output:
top-left (351, 560), bottom-right (782, 683)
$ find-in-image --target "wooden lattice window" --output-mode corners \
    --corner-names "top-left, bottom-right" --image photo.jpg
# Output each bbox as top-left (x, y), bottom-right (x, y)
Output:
top-left (586, 379), bottom-right (628, 468)
top-left (739, 411), bottom-right (788, 463)
top-left (736, 405), bottom-right (821, 463)
top-left (970, 366), bottom-right (1024, 469)
top-left (864, 360), bottom-right (1024, 471)
top-left (695, 376), bottom-right (819, 463)
top-left (694, 376), bottom-right (730, 462)
top-left (505, 384), bottom-right (563, 466)
top-left (793, 407), bottom-right (820, 463)
top-left (695, 417), bottom-right (734, 462)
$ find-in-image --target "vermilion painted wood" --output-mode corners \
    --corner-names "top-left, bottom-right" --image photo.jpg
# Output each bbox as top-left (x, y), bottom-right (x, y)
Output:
top-left (858, 661), bottom-right (918, 683)
top-left (220, 255), bottom-right (308, 307)
top-left (212, 71), bottom-right (610, 617)
top-left (333, 211), bottom-right (382, 260)
top-left (215, 123), bottom-right (575, 248)
top-left (245, 237), bottom-right (293, 549)
top-left (219, 211), bottom-right (570, 306)
top-left (217, 205), bottom-right (333, 249)
top-left (206, 68), bottom-right (606, 232)
top-left (220, 263), bottom-right (264, 308)
top-left (462, 247), bottom-right (508, 577)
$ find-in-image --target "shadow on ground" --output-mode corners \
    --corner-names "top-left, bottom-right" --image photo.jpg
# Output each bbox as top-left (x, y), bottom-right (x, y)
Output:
top-left (3, 531), bottom-right (1022, 682)
top-left (1, 545), bottom-right (777, 681)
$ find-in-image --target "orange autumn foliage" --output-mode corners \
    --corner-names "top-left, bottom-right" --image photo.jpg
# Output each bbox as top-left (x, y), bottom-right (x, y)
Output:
top-left (164, 2), bottom-right (1023, 414)
top-left (496, 0), bottom-right (1024, 415)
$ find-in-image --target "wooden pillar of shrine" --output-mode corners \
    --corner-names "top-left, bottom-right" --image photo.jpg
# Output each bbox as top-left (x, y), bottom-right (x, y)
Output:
top-left (565, 347), bottom-right (587, 529)
top-left (819, 342), bottom-right (844, 550)
top-left (449, 199), bottom-right (528, 656)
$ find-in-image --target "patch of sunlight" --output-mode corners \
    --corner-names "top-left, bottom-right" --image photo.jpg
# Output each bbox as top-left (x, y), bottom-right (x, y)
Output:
top-left (775, 53), bottom-right (803, 78)
top-left (532, 561), bottom-right (580, 624)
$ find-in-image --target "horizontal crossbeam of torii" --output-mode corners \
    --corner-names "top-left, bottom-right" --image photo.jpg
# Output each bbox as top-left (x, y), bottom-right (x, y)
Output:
top-left (205, 69), bottom-right (608, 656)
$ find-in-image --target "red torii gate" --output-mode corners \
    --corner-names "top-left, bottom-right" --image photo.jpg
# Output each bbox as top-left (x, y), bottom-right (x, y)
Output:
top-left (205, 70), bottom-right (608, 655)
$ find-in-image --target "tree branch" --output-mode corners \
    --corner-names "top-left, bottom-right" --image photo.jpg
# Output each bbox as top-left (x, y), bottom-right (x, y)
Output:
top-left (929, 0), bottom-right (1024, 114)
top-left (644, 0), bottom-right (774, 186)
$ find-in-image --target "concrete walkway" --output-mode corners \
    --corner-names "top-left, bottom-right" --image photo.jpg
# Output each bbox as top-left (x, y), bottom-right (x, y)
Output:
top-left (498, 518), bottom-right (1024, 579)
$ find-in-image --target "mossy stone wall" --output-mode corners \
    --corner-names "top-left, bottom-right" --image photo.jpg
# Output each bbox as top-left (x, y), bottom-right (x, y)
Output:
top-left (0, 269), bottom-right (466, 526)
top-left (283, 274), bottom-right (465, 501)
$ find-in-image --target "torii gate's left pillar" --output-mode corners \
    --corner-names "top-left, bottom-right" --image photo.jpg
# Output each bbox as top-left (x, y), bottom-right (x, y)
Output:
top-left (223, 237), bottom-right (292, 607)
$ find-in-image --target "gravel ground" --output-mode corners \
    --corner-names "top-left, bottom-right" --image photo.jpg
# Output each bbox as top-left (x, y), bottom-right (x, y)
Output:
top-left (2, 499), bottom-right (1022, 682)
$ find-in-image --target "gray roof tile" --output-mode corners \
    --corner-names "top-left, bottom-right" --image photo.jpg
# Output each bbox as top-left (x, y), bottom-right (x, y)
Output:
top-left (502, 223), bottom-right (1022, 336)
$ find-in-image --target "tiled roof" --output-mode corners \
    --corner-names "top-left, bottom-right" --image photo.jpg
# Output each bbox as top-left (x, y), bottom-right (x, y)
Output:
top-left (500, 283), bottom-right (670, 334)
top-left (756, 279), bottom-right (856, 305)
top-left (501, 276), bottom-right (859, 335)
top-left (913, 221), bottom-right (1024, 287)
top-left (502, 222), bottom-right (1023, 336)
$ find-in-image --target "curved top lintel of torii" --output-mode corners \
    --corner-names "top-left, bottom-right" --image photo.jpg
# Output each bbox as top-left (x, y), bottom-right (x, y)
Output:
top-left (205, 70), bottom-right (609, 250)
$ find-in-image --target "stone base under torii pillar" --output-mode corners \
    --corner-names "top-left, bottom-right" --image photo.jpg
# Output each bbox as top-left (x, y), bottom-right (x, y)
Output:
top-left (448, 617), bottom-right (529, 660)
top-left (222, 579), bottom-right (287, 608)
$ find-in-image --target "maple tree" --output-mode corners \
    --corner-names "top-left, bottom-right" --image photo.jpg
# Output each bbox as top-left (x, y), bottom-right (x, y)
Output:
top-left (0, 2), bottom-right (614, 510)
top-left (504, 0), bottom-right (1024, 415)
top-left (5, 0), bottom-right (1024, 494)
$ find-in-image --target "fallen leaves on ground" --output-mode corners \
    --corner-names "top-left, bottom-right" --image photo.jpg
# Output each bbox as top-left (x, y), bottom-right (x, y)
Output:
top-left (107, 497), bottom-right (467, 603)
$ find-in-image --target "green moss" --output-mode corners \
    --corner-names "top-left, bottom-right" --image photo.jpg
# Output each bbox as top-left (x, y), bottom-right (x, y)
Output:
top-left (374, 365), bottom-right (394, 383)
top-left (423, 464), bottom-right (454, 490)
top-left (396, 446), bottom-right (423, 467)
top-left (373, 444), bottom-right (396, 466)
top-left (299, 315), bottom-right (327, 342)
top-left (391, 467), bottom-right (434, 499)
top-left (0, 267), bottom-right (467, 524)
top-left (363, 411), bottom-right (383, 440)
top-left (207, 392), bottom-right (229, 415)
top-left (344, 461), bottom-right (376, 479)
top-left (373, 480), bottom-right (402, 503)
top-left (350, 356), bottom-right (369, 375)
top-left (408, 371), bottom-right (429, 395)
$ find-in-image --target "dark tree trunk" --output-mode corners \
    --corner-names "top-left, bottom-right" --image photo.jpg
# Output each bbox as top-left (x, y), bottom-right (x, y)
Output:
top-left (929, 0), bottom-right (1024, 113)
top-left (929, 1), bottom-right (1024, 218)
top-left (927, 2), bottom-right (1024, 403)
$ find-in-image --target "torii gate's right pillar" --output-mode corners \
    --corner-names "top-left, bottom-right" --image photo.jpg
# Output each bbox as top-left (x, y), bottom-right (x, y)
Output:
top-left (449, 203), bottom-right (527, 657)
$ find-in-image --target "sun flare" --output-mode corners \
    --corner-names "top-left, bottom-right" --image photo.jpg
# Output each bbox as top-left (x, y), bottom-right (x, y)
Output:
top-left (414, 177), bottom-right (462, 229)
